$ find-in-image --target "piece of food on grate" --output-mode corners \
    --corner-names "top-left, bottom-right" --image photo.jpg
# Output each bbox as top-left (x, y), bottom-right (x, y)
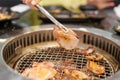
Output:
top-left (87, 61), bottom-right (105, 75)
top-left (22, 62), bottom-right (57, 80)
top-left (53, 25), bottom-right (79, 50)
top-left (63, 68), bottom-right (90, 80)
top-left (32, 61), bottom-right (55, 68)
top-left (0, 13), bottom-right (13, 20)
top-left (76, 47), bottom-right (95, 55)
top-left (86, 54), bottom-right (103, 61)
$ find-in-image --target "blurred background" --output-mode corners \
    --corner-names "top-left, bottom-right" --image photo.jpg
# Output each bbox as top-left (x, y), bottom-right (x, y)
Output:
top-left (0, 0), bottom-right (120, 37)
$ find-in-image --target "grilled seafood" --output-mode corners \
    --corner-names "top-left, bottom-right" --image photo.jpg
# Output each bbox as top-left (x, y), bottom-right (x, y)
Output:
top-left (22, 62), bottom-right (57, 80)
top-left (53, 25), bottom-right (79, 50)
top-left (87, 61), bottom-right (105, 75)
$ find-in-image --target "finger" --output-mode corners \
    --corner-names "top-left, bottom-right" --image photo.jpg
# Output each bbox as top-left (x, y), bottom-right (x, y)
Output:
top-left (22, 0), bottom-right (32, 5)
top-left (103, 0), bottom-right (113, 1)
top-left (22, 0), bottom-right (39, 5)
top-left (98, 0), bottom-right (114, 4)
top-left (27, 0), bottom-right (32, 5)
top-left (99, 2), bottom-right (115, 9)
top-left (26, 0), bottom-right (35, 8)
top-left (31, 0), bottom-right (41, 5)
top-left (104, 2), bottom-right (115, 7)
top-left (31, 0), bottom-right (37, 5)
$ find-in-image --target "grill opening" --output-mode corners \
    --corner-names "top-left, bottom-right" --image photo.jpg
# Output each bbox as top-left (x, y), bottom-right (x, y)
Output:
top-left (2, 30), bottom-right (120, 80)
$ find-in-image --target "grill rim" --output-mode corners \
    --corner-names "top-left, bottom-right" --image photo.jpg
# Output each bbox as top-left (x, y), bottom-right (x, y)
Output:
top-left (0, 27), bottom-right (120, 80)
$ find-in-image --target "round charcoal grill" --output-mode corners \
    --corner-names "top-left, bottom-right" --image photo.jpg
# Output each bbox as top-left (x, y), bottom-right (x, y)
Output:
top-left (15, 47), bottom-right (114, 79)
top-left (0, 27), bottom-right (120, 80)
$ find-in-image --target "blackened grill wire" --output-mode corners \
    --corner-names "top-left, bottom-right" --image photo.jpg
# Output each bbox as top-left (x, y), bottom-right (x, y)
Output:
top-left (15, 47), bottom-right (114, 80)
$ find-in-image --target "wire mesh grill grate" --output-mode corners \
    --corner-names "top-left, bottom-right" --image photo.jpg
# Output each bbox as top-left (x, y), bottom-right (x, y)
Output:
top-left (15, 47), bottom-right (114, 79)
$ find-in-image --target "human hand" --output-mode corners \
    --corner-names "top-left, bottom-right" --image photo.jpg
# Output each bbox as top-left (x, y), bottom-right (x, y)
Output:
top-left (87, 0), bottom-right (115, 10)
top-left (23, 0), bottom-right (41, 9)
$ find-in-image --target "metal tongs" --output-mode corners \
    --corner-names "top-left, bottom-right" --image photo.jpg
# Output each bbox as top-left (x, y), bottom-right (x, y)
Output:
top-left (35, 4), bottom-right (68, 33)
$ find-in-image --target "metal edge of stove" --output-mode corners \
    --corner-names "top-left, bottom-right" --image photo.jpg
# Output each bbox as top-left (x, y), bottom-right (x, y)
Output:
top-left (0, 42), bottom-right (29, 80)
top-left (0, 27), bottom-right (120, 80)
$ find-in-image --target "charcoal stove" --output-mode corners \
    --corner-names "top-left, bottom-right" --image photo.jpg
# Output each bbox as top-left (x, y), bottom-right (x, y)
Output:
top-left (0, 27), bottom-right (120, 80)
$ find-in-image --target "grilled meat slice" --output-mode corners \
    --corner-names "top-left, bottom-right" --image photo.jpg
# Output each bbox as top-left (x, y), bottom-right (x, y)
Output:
top-left (32, 61), bottom-right (55, 68)
top-left (53, 25), bottom-right (79, 50)
top-left (87, 47), bottom-right (95, 54)
top-left (63, 68), bottom-right (90, 80)
top-left (23, 0), bottom-right (42, 9)
top-left (76, 47), bottom-right (95, 55)
top-left (22, 62), bottom-right (57, 80)
top-left (87, 61), bottom-right (105, 75)
top-left (86, 54), bottom-right (103, 61)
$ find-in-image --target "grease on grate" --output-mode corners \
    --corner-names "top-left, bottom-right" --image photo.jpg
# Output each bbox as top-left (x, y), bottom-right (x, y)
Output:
top-left (15, 47), bottom-right (114, 80)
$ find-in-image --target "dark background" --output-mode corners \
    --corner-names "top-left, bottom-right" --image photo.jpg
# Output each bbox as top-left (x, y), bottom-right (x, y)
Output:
top-left (0, 0), bottom-right (22, 7)
top-left (114, 0), bottom-right (120, 6)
